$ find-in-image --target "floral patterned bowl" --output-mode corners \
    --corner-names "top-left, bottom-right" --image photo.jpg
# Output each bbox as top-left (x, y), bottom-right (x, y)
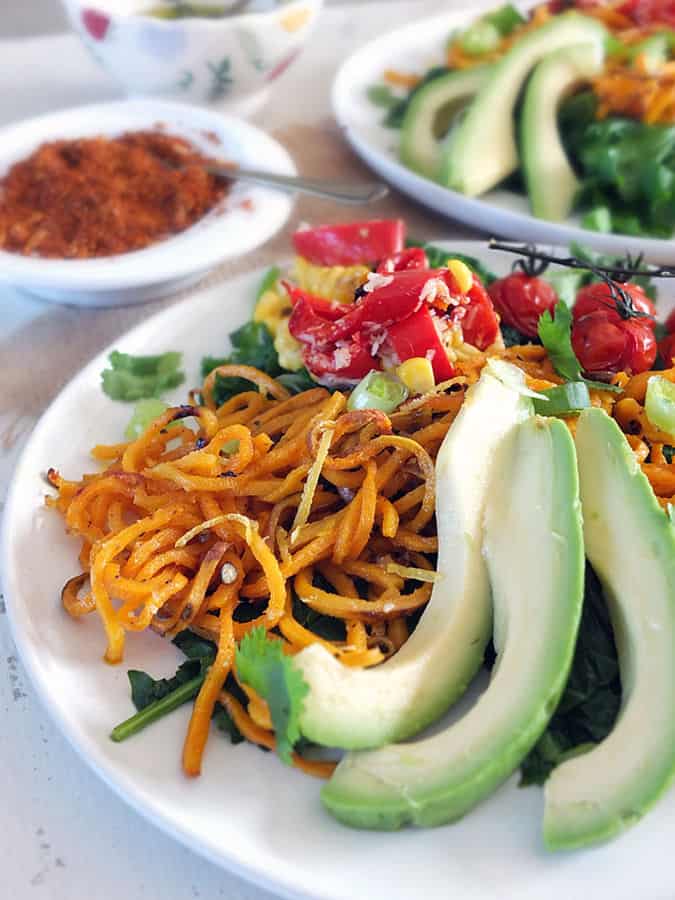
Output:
top-left (61, 0), bottom-right (323, 113)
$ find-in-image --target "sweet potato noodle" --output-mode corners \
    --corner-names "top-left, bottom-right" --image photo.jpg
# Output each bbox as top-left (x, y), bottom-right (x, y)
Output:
top-left (0, 131), bottom-right (229, 258)
top-left (48, 351), bottom-right (675, 776)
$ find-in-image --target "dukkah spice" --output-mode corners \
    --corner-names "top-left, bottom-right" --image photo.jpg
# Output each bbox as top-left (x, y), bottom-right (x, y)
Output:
top-left (0, 130), bottom-right (229, 258)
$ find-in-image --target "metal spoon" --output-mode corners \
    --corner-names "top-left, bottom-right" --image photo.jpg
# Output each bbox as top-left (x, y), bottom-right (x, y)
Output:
top-left (204, 163), bottom-right (390, 205)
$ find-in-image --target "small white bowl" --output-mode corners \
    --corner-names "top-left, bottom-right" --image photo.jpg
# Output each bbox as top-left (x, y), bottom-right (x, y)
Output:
top-left (61, 0), bottom-right (323, 114)
top-left (0, 99), bottom-right (296, 307)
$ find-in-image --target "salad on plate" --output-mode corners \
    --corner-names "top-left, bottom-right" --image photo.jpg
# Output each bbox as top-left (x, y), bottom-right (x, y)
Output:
top-left (368, 0), bottom-right (675, 237)
top-left (47, 218), bottom-right (675, 850)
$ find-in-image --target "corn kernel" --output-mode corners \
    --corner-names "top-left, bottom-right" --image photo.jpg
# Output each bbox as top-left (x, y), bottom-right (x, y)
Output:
top-left (396, 357), bottom-right (435, 395)
top-left (447, 258), bottom-right (473, 295)
top-left (253, 289), bottom-right (289, 337)
top-left (274, 318), bottom-right (304, 372)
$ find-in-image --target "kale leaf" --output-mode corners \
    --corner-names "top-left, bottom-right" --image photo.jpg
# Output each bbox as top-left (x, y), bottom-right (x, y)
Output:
top-left (201, 321), bottom-right (282, 406)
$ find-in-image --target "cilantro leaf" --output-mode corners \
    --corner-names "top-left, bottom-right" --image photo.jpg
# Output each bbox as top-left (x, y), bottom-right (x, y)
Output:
top-left (101, 350), bottom-right (185, 402)
top-left (235, 626), bottom-right (309, 764)
top-left (537, 301), bottom-right (622, 393)
top-left (537, 301), bottom-right (583, 382)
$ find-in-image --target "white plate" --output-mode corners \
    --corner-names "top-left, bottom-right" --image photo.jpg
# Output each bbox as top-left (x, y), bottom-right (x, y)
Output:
top-left (332, 10), bottom-right (675, 263)
top-left (3, 243), bottom-right (675, 900)
top-left (0, 99), bottom-right (295, 307)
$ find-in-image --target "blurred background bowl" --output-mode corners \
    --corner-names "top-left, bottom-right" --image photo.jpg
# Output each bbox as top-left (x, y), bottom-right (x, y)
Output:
top-left (60, 0), bottom-right (323, 114)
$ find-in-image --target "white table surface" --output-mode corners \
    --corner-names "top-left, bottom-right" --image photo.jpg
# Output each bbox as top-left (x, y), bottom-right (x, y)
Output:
top-left (0, 3), bottom-right (457, 899)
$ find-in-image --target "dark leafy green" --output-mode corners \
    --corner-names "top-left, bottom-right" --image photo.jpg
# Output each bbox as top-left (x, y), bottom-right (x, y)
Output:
top-left (663, 445), bottom-right (675, 464)
top-left (500, 324), bottom-right (539, 348)
top-left (291, 595), bottom-right (346, 642)
top-left (560, 93), bottom-right (675, 238)
top-left (101, 350), bottom-right (185, 402)
top-left (111, 631), bottom-right (245, 744)
top-left (201, 321), bottom-right (282, 406)
top-left (520, 564), bottom-right (621, 785)
top-left (407, 239), bottom-right (497, 284)
top-left (277, 368), bottom-right (317, 394)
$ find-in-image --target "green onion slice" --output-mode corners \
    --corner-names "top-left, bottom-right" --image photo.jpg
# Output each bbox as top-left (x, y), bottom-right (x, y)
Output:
top-left (532, 382), bottom-right (591, 417)
top-left (645, 375), bottom-right (675, 437)
top-left (347, 371), bottom-right (409, 414)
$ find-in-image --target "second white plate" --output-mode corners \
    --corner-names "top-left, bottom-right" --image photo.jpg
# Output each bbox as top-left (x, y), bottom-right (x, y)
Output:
top-left (332, 9), bottom-right (675, 263)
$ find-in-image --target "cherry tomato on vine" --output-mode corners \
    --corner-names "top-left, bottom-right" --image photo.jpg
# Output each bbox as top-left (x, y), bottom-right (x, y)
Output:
top-left (571, 310), bottom-right (657, 375)
top-left (664, 308), bottom-right (675, 334)
top-left (659, 332), bottom-right (675, 366)
top-left (487, 272), bottom-right (558, 338)
top-left (573, 281), bottom-right (657, 330)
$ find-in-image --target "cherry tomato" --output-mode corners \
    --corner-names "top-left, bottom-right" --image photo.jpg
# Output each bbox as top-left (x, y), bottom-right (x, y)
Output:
top-left (572, 311), bottom-right (657, 375)
top-left (664, 308), bottom-right (675, 334)
top-left (659, 332), bottom-right (675, 366)
top-left (617, 0), bottom-right (675, 26)
top-left (573, 281), bottom-right (657, 330)
top-left (487, 273), bottom-right (558, 338)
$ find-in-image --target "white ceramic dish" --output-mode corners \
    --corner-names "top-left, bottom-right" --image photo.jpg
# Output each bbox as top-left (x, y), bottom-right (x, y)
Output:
top-left (0, 99), bottom-right (295, 307)
top-left (61, 0), bottom-right (323, 114)
top-left (3, 241), bottom-right (675, 900)
top-left (332, 9), bottom-right (675, 263)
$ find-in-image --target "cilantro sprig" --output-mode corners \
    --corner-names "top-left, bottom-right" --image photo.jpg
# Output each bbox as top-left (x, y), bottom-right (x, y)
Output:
top-left (101, 350), bottom-right (185, 402)
top-left (537, 301), bottom-right (621, 393)
top-left (235, 626), bottom-right (309, 764)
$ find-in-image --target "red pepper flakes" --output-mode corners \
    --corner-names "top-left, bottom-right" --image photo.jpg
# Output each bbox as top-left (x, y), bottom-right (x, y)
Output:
top-left (0, 130), bottom-right (230, 259)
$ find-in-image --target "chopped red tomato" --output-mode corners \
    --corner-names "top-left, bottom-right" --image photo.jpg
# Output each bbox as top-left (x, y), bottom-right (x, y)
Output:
top-left (387, 305), bottom-right (455, 381)
top-left (376, 247), bottom-right (428, 274)
top-left (452, 276), bottom-right (500, 350)
top-left (659, 332), bottom-right (675, 365)
top-left (299, 334), bottom-right (380, 383)
top-left (292, 220), bottom-right (405, 267)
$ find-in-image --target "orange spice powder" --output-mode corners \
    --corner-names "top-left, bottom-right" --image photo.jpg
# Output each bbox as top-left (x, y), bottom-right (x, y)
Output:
top-left (0, 131), bottom-right (230, 259)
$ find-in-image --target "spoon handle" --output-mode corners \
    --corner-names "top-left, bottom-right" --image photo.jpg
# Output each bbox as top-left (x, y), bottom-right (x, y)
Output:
top-left (206, 164), bottom-right (390, 205)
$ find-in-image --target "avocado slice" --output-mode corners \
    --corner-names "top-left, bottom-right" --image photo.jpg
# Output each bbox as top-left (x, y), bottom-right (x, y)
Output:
top-left (296, 364), bottom-right (532, 750)
top-left (443, 12), bottom-right (606, 197)
top-left (322, 415), bottom-right (584, 829)
top-left (521, 43), bottom-right (603, 222)
top-left (400, 66), bottom-right (493, 180)
top-left (544, 408), bottom-right (675, 850)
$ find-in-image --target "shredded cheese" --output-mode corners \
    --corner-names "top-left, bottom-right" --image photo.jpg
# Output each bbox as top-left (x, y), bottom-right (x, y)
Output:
top-left (290, 424), bottom-right (335, 543)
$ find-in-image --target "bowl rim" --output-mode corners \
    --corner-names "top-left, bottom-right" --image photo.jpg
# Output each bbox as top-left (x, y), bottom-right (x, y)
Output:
top-left (67, 0), bottom-right (322, 29)
top-left (0, 98), bottom-right (296, 292)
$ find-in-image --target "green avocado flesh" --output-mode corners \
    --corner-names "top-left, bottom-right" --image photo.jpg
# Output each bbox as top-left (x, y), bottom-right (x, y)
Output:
top-left (443, 12), bottom-right (606, 197)
top-left (521, 43), bottom-right (604, 221)
top-left (544, 408), bottom-right (675, 850)
top-left (321, 415), bottom-right (584, 829)
top-left (400, 66), bottom-right (493, 179)
top-left (295, 365), bottom-right (532, 750)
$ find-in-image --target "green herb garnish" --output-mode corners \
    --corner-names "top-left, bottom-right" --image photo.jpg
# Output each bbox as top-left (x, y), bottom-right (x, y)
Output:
top-left (235, 626), bottom-right (309, 764)
top-left (101, 350), bottom-right (185, 402)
